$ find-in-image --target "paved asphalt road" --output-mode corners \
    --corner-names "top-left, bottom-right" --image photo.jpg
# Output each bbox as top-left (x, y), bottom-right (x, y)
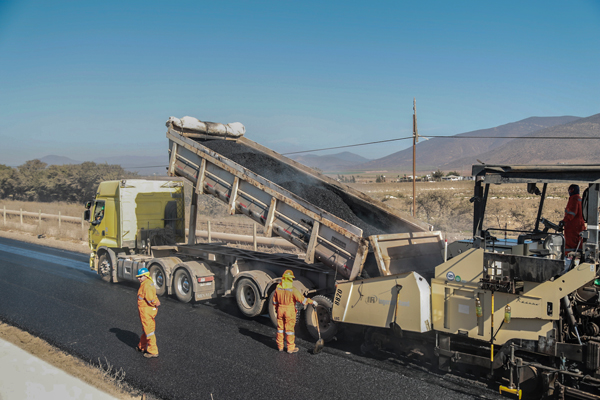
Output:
top-left (0, 237), bottom-right (504, 400)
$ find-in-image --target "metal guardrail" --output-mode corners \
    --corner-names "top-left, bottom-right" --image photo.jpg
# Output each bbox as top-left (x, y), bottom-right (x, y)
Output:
top-left (1, 206), bottom-right (294, 249)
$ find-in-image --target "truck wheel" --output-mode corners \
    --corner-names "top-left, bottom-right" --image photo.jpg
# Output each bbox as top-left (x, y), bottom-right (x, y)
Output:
top-left (236, 278), bottom-right (265, 318)
top-left (173, 268), bottom-right (193, 303)
top-left (149, 264), bottom-right (167, 297)
top-left (305, 295), bottom-right (338, 342)
top-left (98, 253), bottom-right (112, 283)
top-left (268, 290), bottom-right (302, 328)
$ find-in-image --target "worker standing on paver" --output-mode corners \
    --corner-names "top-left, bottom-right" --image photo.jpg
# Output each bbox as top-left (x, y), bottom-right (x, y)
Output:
top-left (272, 270), bottom-right (317, 353)
top-left (560, 184), bottom-right (586, 255)
top-left (136, 267), bottom-right (161, 358)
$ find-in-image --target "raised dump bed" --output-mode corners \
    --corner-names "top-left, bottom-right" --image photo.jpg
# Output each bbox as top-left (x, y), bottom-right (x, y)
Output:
top-left (166, 118), bottom-right (443, 281)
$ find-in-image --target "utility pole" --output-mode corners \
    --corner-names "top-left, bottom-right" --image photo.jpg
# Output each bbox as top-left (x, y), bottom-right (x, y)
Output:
top-left (412, 98), bottom-right (418, 217)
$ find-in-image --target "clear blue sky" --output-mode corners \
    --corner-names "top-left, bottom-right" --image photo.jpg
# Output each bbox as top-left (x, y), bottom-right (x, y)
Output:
top-left (1, 0), bottom-right (599, 166)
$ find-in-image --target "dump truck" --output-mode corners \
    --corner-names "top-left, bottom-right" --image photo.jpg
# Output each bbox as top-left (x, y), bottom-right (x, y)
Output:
top-left (332, 164), bottom-right (600, 399)
top-left (87, 116), bottom-right (600, 397)
top-left (85, 116), bottom-right (443, 338)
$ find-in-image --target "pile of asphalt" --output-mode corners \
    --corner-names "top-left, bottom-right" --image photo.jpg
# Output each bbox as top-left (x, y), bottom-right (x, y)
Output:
top-left (199, 139), bottom-right (386, 237)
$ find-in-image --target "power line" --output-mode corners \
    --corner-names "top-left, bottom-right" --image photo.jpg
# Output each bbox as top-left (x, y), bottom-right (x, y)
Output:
top-left (422, 135), bottom-right (600, 140)
top-left (127, 134), bottom-right (600, 166)
top-left (283, 134), bottom-right (600, 155)
top-left (282, 136), bottom-right (414, 155)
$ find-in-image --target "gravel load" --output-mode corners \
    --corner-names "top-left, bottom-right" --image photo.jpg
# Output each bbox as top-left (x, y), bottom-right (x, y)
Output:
top-left (199, 139), bottom-right (388, 237)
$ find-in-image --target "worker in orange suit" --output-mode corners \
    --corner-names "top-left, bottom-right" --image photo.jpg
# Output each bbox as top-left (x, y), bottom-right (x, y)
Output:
top-left (272, 270), bottom-right (317, 353)
top-left (136, 267), bottom-right (161, 358)
top-left (560, 184), bottom-right (586, 255)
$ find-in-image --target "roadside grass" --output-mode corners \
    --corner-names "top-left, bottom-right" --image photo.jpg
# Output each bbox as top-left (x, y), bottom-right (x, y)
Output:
top-left (350, 181), bottom-right (569, 239)
top-left (1, 181), bottom-right (572, 244)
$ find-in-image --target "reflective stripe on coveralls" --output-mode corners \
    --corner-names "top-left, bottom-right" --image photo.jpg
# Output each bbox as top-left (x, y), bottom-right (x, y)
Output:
top-left (272, 285), bottom-right (313, 351)
top-left (138, 279), bottom-right (159, 355)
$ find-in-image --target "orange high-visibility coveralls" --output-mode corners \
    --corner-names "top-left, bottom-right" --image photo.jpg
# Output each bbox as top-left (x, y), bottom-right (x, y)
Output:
top-left (272, 278), bottom-right (313, 352)
top-left (137, 278), bottom-right (159, 355)
top-left (563, 193), bottom-right (586, 254)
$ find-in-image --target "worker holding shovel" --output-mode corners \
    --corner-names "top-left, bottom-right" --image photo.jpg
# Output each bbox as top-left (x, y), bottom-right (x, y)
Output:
top-left (272, 270), bottom-right (317, 353)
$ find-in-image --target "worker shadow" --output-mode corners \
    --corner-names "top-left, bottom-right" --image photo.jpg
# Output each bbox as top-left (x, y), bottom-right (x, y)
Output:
top-left (238, 327), bottom-right (277, 350)
top-left (109, 327), bottom-right (139, 348)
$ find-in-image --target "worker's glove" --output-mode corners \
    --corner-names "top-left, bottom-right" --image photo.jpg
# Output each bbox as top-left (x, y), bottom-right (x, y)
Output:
top-left (558, 220), bottom-right (565, 230)
top-left (312, 301), bottom-right (319, 308)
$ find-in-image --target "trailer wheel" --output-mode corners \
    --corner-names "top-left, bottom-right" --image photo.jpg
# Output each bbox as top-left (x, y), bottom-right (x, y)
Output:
top-left (236, 278), bottom-right (265, 318)
top-left (149, 264), bottom-right (167, 297)
top-left (173, 268), bottom-right (193, 303)
top-left (268, 290), bottom-right (302, 328)
top-left (305, 295), bottom-right (338, 342)
top-left (98, 253), bottom-right (112, 283)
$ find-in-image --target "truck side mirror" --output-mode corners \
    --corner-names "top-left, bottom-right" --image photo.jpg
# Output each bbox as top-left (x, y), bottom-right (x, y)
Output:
top-left (84, 209), bottom-right (91, 222)
top-left (85, 201), bottom-right (92, 209)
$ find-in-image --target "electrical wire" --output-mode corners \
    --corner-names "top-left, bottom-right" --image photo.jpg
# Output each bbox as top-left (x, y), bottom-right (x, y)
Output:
top-left (126, 134), bottom-right (600, 167)
top-left (283, 134), bottom-right (600, 155)
top-left (282, 136), bottom-right (415, 155)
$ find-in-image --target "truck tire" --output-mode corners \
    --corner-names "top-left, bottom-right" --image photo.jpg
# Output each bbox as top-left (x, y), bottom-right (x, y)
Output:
top-left (98, 253), bottom-right (112, 283)
top-left (173, 268), bottom-right (193, 303)
top-left (268, 290), bottom-right (302, 328)
top-left (305, 295), bottom-right (338, 342)
top-left (149, 263), bottom-right (167, 297)
top-left (236, 278), bottom-right (265, 318)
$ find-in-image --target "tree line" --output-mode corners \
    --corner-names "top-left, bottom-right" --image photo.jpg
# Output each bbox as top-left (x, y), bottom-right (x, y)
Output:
top-left (0, 160), bottom-right (139, 203)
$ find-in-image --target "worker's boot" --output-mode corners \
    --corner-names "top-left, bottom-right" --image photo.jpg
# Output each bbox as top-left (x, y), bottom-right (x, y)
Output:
top-left (144, 352), bottom-right (159, 358)
top-left (287, 348), bottom-right (299, 354)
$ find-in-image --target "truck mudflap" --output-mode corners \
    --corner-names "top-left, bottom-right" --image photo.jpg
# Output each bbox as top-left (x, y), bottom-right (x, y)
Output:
top-left (369, 231), bottom-right (445, 282)
top-left (332, 271), bottom-right (432, 334)
top-left (173, 261), bottom-right (216, 302)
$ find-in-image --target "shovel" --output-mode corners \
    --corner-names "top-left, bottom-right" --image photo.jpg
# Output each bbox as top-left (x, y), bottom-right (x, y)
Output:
top-left (313, 303), bottom-right (325, 354)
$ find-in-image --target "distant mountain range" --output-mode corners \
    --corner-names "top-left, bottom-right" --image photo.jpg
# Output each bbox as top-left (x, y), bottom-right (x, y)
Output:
top-left (357, 116), bottom-right (583, 173)
top-left (288, 151), bottom-right (371, 172)
top-left (441, 113), bottom-right (600, 171)
top-left (35, 113), bottom-right (600, 175)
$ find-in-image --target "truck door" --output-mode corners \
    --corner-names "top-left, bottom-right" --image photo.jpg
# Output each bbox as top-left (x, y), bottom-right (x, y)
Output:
top-left (89, 200), bottom-right (106, 250)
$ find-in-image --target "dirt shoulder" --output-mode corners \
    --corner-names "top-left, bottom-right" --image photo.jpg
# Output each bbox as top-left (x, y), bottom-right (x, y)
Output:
top-left (0, 228), bottom-right (141, 400)
top-left (0, 227), bottom-right (91, 254)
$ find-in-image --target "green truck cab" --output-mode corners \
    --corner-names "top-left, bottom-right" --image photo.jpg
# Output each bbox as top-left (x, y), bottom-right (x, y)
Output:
top-left (84, 179), bottom-right (184, 279)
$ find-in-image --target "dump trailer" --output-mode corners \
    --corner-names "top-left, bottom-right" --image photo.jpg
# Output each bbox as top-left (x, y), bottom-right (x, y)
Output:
top-left (86, 116), bottom-right (444, 339)
top-left (332, 164), bottom-right (600, 399)
top-left (165, 117), bottom-right (444, 282)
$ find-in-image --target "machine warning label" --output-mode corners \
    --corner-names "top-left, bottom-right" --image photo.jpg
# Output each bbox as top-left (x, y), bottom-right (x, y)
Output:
top-left (446, 271), bottom-right (455, 281)
top-left (331, 236), bottom-right (347, 249)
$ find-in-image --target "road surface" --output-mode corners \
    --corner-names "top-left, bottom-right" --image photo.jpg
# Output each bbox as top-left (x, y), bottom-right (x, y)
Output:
top-left (0, 236), bottom-right (503, 400)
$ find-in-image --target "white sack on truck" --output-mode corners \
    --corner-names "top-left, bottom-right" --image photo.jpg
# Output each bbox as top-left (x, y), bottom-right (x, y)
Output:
top-left (167, 116), bottom-right (245, 138)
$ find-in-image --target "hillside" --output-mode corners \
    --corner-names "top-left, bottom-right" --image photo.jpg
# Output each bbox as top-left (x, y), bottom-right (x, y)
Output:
top-left (289, 151), bottom-right (370, 172)
top-left (443, 113), bottom-right (600, 170)
top-left (357, 116), bottom-right (580, 172)
top-left (39, 155), bottom-right (81, 165)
